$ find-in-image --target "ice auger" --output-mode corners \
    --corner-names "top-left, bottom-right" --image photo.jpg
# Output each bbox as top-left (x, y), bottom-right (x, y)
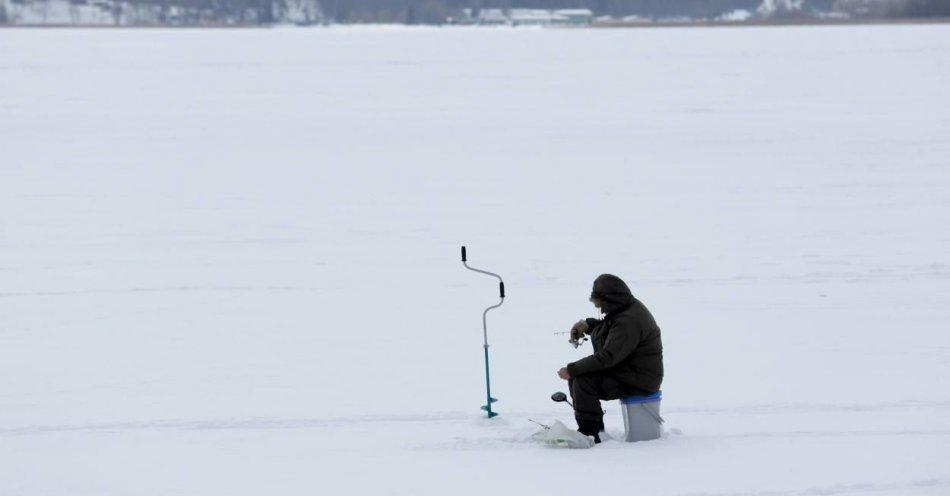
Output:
top-left (461, 246), bottom-right (505, 418)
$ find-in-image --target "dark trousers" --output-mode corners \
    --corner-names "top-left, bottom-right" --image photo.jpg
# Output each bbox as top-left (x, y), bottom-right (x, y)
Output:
top-left (569, 373), bottom-right (651, 422)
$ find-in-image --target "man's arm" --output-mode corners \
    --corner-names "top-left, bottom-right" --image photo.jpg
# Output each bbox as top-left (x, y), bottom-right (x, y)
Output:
top-left (584, 318), bottom-right (602, 333)
top-left (566, 315), bottom-right (641, 377)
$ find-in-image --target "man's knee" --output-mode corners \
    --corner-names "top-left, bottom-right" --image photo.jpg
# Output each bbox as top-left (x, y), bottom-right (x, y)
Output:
top-left (571, 373), bottom-right (601, 395)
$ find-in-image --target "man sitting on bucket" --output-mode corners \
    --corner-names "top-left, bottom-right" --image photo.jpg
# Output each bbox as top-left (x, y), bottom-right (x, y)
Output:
top-left (557, 274), bottom-right (664, 443)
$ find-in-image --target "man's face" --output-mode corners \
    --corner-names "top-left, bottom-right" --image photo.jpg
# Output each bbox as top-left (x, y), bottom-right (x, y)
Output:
top-left (590, 296), bottom-right (604, 310)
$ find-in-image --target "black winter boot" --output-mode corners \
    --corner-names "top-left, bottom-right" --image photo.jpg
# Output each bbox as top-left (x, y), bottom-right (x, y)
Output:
top-left (576, 417), bottom-right (603, 444)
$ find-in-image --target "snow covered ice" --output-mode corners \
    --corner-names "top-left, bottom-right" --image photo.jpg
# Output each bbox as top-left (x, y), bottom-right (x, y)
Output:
top-left (2, 24), bottom-right (950, 495)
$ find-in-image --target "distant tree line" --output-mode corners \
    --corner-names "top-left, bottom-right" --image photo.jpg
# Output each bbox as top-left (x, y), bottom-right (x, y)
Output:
top-left (2, 0), bottom-right (949, 25)
top-left (319, 0), bottom-right (950, 22)
top-left (903, 0), bottom-right (950, 16)
top-left (0, 0), bottom-right (311, 24)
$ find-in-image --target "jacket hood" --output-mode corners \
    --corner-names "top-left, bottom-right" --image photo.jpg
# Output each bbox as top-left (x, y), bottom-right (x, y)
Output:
top-left (591, 274), bottom-right (634, 313)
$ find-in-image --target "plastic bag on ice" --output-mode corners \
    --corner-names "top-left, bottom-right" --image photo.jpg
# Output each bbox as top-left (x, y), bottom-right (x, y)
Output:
top-left (530, 420), bottom-right (594, 449)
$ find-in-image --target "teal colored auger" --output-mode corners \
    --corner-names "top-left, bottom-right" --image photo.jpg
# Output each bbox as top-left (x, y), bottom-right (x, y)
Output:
top-left (461, 246), bottom-right (505, 419)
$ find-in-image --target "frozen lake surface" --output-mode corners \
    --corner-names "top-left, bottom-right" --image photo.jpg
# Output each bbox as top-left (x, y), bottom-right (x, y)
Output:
top-left (2, 25), bottom-right (950, 495)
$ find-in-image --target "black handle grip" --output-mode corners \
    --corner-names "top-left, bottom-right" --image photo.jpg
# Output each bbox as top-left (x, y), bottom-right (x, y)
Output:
top-left (499, 282), bottom-right (505, 298)
top-left (461, 246), bottom-right (467, 262)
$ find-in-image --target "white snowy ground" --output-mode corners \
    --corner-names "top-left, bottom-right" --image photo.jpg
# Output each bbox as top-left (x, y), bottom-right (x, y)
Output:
top-left (2, 25), bottom-right (950, 495)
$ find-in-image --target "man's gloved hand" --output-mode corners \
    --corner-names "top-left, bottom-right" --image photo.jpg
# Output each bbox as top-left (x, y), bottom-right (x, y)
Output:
top-left (557, 367), bottom-right (571, 380)
top-left (569, 319), bottom-right (589, 344)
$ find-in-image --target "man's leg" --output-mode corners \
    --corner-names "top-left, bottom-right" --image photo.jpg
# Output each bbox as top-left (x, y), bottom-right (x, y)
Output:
top-left (569, 374), bottom-right (609, 442)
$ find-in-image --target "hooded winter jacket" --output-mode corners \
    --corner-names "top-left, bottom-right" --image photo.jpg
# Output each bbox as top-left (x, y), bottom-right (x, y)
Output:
top-left (566, 274), bottom-right (664, 393)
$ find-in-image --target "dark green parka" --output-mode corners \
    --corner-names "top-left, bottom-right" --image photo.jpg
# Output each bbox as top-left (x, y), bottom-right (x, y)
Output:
top-left (566, 274), bottom-right (664, 393)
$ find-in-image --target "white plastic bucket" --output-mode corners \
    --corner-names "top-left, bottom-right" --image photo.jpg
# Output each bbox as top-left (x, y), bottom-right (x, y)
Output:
top-left (619, 391), bottom-right (663, 442)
